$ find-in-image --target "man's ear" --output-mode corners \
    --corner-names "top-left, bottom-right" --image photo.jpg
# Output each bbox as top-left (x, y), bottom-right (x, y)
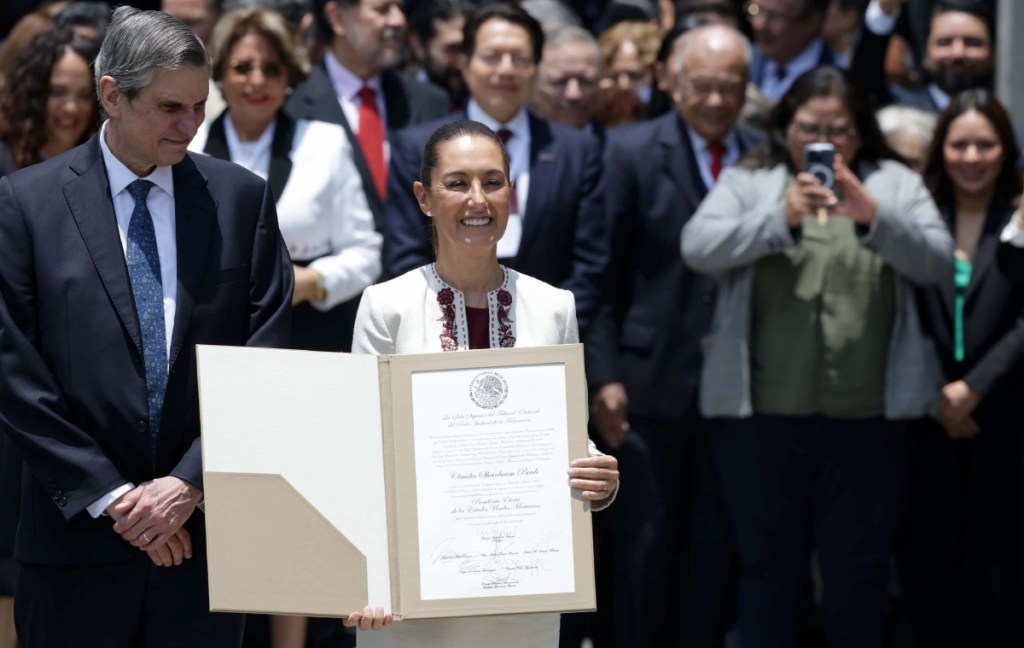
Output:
top-left (323, 1), bottom-right (346, 39)
top-left (98, 76), bottom-right (122, 119)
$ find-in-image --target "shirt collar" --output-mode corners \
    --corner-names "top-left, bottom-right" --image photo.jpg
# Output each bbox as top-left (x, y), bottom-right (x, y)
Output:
top-left (928, 83), bottom-right (951, 112)
top-left (324, 50), bottom-right (382, 101)
top-left (465, 99), bottom-right (530, 137)
top-left (767, 37), bottom-right (825, 79)
top-left (99, 121), bottom-right (175, 200)
top-left (686, 125), bottom-right (738, 154)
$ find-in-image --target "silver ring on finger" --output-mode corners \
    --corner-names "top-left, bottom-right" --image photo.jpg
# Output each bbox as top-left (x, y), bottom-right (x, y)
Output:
top-left (142, 531), bottom-right (151, 543)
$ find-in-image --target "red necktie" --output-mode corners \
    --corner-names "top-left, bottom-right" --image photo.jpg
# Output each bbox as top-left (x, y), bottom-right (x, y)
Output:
top-left (708, 141), bottom-right (726, 182)
top-left (357, 86), bottom-right (386, 200)
top-left (497, 128), bottom-right (518, 214)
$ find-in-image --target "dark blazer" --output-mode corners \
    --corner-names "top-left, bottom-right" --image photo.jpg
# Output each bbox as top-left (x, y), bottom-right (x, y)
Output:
top-left (0, 135), bottom-right (292, 565)
top-left (585, 113), bottom-right (761, 421)
top-left (382, 110), bottom-right (607, 335)
top-left (917, 198), bottom-right (1024, 408)
top-left (284, 64), bottom-right (450, 227)
top-left (890, 83), bottom-right (942, 114)
top-left (751, 32), bottom-right (893, 107)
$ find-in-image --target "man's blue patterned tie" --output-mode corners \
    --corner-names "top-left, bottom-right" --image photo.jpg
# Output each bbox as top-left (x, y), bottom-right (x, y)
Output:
top-left (126, 179), bottom-right (167, 447)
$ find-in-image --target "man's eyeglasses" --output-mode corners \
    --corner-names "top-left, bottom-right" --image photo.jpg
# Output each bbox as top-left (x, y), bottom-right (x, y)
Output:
top-left (790, 121), bottom-right (858, 142)
top-left (229, 59), bottom-right (284, 79)
top-left (744, 1), bottom-right (809, 27)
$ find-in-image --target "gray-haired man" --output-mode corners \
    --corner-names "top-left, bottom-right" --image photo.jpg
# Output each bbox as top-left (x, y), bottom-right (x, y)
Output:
top-left (0, 7), bottom-right (292, 646)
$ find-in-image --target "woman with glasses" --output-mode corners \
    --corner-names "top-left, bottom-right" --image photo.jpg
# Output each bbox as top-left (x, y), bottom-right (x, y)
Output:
top-left (899, 89), bottom-right (1024, 648)
top-left (188, 8), bottom-right (381, 647)
top-left (681, 65), bottom-right (952, 648)
top-left (190, 8), bottom-right (381, 355)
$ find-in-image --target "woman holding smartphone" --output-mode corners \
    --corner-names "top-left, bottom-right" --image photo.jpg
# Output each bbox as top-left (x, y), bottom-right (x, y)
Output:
top-left (681, 66), bottom-right (952, 648)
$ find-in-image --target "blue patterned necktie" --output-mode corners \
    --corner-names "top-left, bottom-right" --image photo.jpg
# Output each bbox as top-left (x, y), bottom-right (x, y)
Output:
top-left (126, 179), bottom-right (167, 443)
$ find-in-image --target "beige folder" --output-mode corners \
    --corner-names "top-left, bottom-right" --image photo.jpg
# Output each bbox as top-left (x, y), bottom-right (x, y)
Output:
top-left (197, 344), bottom-right (595, 620)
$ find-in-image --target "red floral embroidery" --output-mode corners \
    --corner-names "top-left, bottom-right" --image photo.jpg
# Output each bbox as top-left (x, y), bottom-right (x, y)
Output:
top-left (496, 289), bottom-right (515, 348)
top-left (437, 287), bottom-right (458, 351)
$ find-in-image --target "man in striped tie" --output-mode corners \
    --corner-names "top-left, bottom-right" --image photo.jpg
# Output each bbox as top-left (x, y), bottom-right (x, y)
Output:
top-left (0, 7), bottom-right (292, 647)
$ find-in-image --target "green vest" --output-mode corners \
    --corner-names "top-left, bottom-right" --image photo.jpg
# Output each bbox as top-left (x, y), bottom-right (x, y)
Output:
top-left (751, 213), bottom-right (896, 418)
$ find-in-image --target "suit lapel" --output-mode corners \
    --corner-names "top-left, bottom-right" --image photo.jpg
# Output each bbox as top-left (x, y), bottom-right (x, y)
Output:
top-left (168, 155), bottom-right (216, 371)
top-left (381, 70), bottom-right (409, 130)
top-left (267, 111), bottom-right (296, 202)
top-left (518, 113), bottom-right (555, 256)
top-left (203, 113), bottom-right (230, 161)
top-left (662, 115), bottom-right (707, 211)
top-left (966, 198), bottom-right (1012, 304)
top-left (65, 137), bottom-right (143, 358)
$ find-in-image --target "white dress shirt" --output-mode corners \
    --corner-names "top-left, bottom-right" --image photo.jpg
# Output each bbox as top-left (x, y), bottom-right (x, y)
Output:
top-left (324, 50), bottom-right (391, 167)
top-left (466, 100), bottom-right (531, 258)
top-left (89, 120), bottom-right (180, 518)
top-left (687, 126), bottom-right (740, 190)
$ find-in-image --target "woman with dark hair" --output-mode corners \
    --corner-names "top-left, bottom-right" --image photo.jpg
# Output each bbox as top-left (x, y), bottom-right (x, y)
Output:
top-left (681, 65), bottom-right (953, 648)
top-left (899, 89), bottom-right (1024, 648)
top-left (344, 119), bottom-right (619, 648)
top-left (0, 25), bottom-right (99, 171)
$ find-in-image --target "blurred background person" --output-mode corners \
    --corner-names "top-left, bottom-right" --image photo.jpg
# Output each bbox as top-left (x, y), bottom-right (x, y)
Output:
top-left (521, 0), bottom-right (584, 32)
top-left (590, 25), bottom-right (758, 648)
top-left (0, 19), bottom-right (98, 648)
top-left (189, 8), bottom-right (380, 647)
top-left (682, 66), bottom-right (953, 648)
top-left (347, 117), bottom-right (618, 648)
top-left (899, 89), bottom-right (1024, 648)
top-left (384, 2), bottom-right (606, 339)
top-left (745, 0), bottom-right (898, 106)
top-left (890, 0), bottom-right (993, 115)
top-left (407, 0), bottom-right (475, 110)
top-left (877, 104), bottom-right (937, 173)
top-left (530, 26), bottom-right (603, 134)
top-left (53, 0), bottom-right (112, 40)
top-left (595, 19), bottom-right (661, 127)
top-left (0, 26), bottom-right (100, 173)
top-left (286, 0), bottom-right (450, 232)
top-left (162, 0), bottom-right (227, 118)
top-left (192, 8), bottom-right (381, 343)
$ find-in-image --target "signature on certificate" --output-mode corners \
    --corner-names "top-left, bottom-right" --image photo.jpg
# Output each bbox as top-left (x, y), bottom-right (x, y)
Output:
top-left (427, 527), bottom-right (562, 589)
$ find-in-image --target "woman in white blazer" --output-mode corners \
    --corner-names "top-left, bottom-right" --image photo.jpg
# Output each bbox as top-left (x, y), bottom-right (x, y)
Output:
top-left (347, 120), bottom-right (619, 646)
top-left (189, 8), bottom-right (381, 353)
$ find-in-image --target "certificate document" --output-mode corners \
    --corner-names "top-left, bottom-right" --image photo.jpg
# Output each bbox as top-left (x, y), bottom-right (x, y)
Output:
top-left (198, 344), bottom-right (595, 621)
top-left (411, 364), bottom-right (575, 599)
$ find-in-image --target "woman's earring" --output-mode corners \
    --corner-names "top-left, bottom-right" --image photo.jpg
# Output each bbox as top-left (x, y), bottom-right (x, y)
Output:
top-left (426, 212), bottom-right (432, 217)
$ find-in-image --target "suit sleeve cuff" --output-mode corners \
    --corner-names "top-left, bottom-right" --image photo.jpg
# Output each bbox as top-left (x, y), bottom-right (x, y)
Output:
top-left (87, 482), bottom-right (135, 518)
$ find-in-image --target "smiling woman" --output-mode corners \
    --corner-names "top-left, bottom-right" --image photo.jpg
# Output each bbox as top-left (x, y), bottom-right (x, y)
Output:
top-left (0, 25), bottom-right (100, 172)
top-left (189, 7), bottom-right (381, 359)
top-left (347, 120), bottom-right (619, 647)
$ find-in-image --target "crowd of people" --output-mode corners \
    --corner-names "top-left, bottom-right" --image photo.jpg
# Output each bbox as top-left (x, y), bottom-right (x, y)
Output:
top-left (0, 0), bottom-right (1021, 647)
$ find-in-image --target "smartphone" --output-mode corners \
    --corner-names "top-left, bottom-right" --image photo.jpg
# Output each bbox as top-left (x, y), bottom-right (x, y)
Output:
top-left (804, 142), bottom-right (835, 189)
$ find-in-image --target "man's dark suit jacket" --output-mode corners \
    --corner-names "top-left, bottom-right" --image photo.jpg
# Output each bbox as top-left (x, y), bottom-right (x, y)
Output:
top-left (0, 135), bottom-right (293, 566)
top-left (585, 112), bottom-right (761, 421)
top-left (751, 30), bottom-right (894, 107)
top-left (284, 64), bottom-right (450, 227)
top-left (383, 110), bottom-right (607, 336)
